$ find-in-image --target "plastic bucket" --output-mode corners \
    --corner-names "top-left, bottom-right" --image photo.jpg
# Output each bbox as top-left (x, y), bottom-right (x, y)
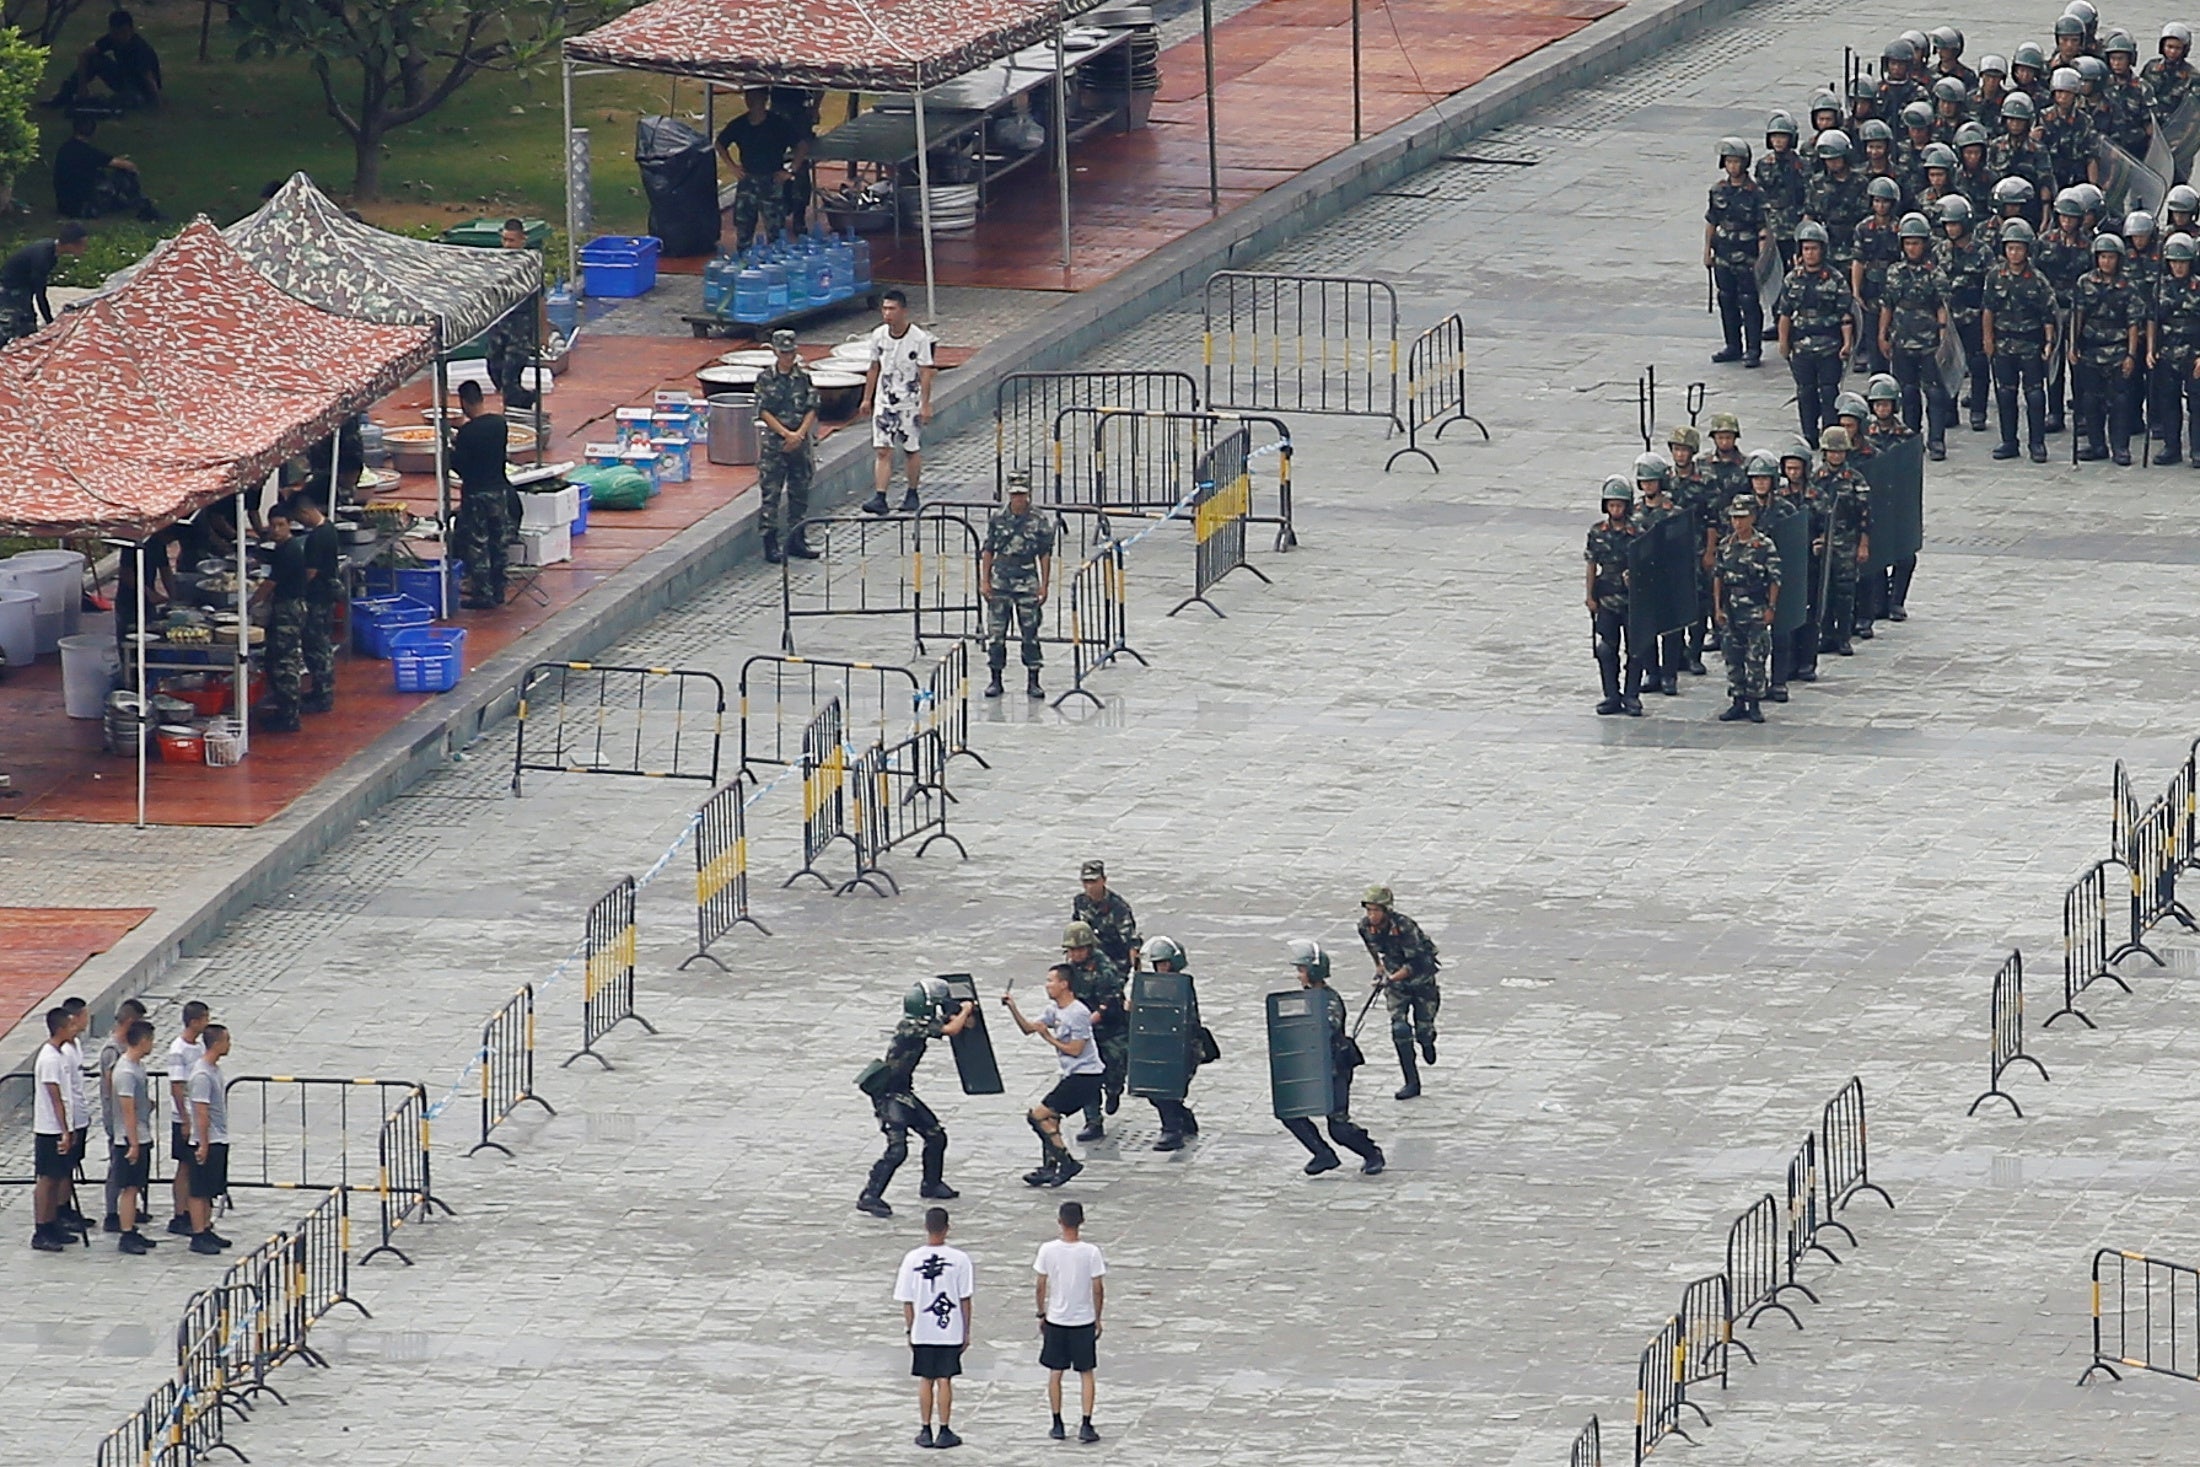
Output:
top-left (155, 725), bottom-right (206, 763)
top-left (1, 549), bottom-right (86, 653)
top-left (59, 632), bottom-right (119, 718)
top-left (0, 587), bottom-right (36, 668)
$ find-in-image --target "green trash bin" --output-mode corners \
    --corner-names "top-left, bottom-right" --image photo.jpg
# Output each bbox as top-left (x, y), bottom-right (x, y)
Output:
top-left (440, 217), bottom-right (551, 250)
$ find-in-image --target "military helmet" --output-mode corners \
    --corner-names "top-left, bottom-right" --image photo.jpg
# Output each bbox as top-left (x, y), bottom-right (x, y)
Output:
top-left (1778, 442), bottom-right (1812, 467)
top-left (1600, 473), bottom-right (1635, 506)
top-left (1808, 88), bottom-right (1840, 115)
top-left (2053, 15), bottom-right (2086, 40)
top-left (2051, 65), bottom-right (2084, 93)
top-left (2065, 0), bottom-right (2096, 25)
top-left (2077, 56), bottom-right (2109, 86)
top-left (1062, 920), bottom-right (1095, 949)
top-left (1976, 54), bottom-right (2008, 78)
top-left (2054, 189), bottom-right (2087, 218)
top-left (1865, 376), bottom-right (1901, 403)
top-left (1815, 128), bottom-right (1853, 160)
top-left (1938, 195), bottom-right (1975, 225)
top-left (1848, 76), bottom-right (1878, 102)
top-left (1766, 109), bottom-right (1800, 138)
top-left (1819, 426), bottom-right (1852, 452)
top-left (1145, 934), bottom-right (1185, 968)
top-left (1932, 78), bottom-right (1968, 105)
top-left (2168, 184), bottom-right (2200, 215)
top-left (1285, 938), bottom-right (1331, 983)
top-left (1992, 176), bottom-right (2034, 207)
top-left (903, 983), bottom-right (933, 1019)
top-left (1930, 26), bottom-right (1963, 54)
top-left (1360, 884), bottom-right (1394, 908)
top-left (2074, 182), bottom-right (2106, 215)
top-left (2126, 211), bottom-right (2158, 238)
top-left (2001, 91), bottom-right (2037, 120)
top-left (1921, 143), bottom-right (1957, 170)
top-left (2092, 232), bottom-right (2127, 257)
top-left (1744, 449), bottom-right (1781, 478)
top-left (1900, 101), bottom-right (1934, 129)
top-left (2105, 30), bottom-right (2139, 58)
top-left (1667, 424), bottom-right (1700, 452)
top-left (1897, 212), bottom-right (1933, 239)
top-left (1954, 121), bottom-right (1990, 149)
top-left (1882, 37), bottom-right (1916, 64)
top-left (1707, 411), bottom-right (1741, 435)
top-left (2167, 22), bottom-right (2196, 52)
top-left (2012, 41), bottom-right (2048, 71)
top-left (2165, 232), bottom-right (2198, 263)
top-left (1900, 29), bottom-right (1928, 55)
top-left (1860, 118), bottom-right (1895, 144)
top-left (1726, 495), bottom-right (1758, 519)
top-left (2001, 217), bottom-right (2038, 246)
top-left (1717, 136), bottom-right (1751, 164)
top-left (1795, 219), bottom-right (1830, 246)
top-left (1833, 390), bottom-right (1869, 421)
top-left (1632, 451), bottom-right (1673, 486)
top-left (1866, 175), bottom-right (1902, 203)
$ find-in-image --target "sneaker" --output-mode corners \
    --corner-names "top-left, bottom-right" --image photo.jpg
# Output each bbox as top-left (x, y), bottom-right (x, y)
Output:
top-left (102, 1214), bottom-right (121, 1234)
top-left (119, 1231), bottom-right (152, 1255)
top-left (916, 1425), bottom-right (935, 1448)
top-left (1303, 1153), bottom-right (1341, 1176)
top-left (205, 1230), bottom-right (232, 1250)
top-left (1078, 1422), bottom-right (1100, 1444)
top-left (1075, 1123), bottom-right (1104, 1143)
top-left (933, 1426), bottom-right (962, 1449)
top-left (860, 492), bottom-right (889, 516)
top-left (189, 1233), bottom-right (224, 1255)
top-left (1361, 1149), bottom-right (1388, 1176)
top-left (899, 491), bottom-right (921, 513)
top-left (166, 1214), bottom-right (193, 1237)
top-left (918, 1181), bottom-right (958, 1200)
top-left (1023, 1166), bottom-right (1058, 1187)
top-left (1050, 1421), bottom-right (1068, 1441)
top-left (855, 1195), bottom-right (892, 1219)
top-left (1043, 1158), bottom-right (1084, 1187)
top-left (31, 1229), bottom-right (63, 1253)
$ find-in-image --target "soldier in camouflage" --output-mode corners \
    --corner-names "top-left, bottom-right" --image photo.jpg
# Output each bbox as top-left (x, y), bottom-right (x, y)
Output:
top-left (1909, 141), bottom-right (1956, 218)
top-left (2169, 185), bottom-right (2200, 239)
top-left (1741, 450), bottom-right (1796, 701)
top-left (1279, 940), bottom-right (1386, 1177)
top-left (2040, 68), bottom-right (2103, 190)
top-left (1713, 497), bottom-right (1781, 723)
top-left (2149, 231), bottom-right (2200, 465)
top-left (1357, 886), bottom-right (1441, 1101)
top-left (1984, 218), bottom-right (2060, 461)
top-left (1972, 61), bottom-right (2012, 135)
top-left (1861, 380), bottom-right (1919, 623)
top-left (2102, 32), bottom-right (2155, 157)
top-left (856, 981), bottom-right (974, 1219)
top-left (1631, 453), bottom-right (1686, 695)
top-left (1060, 921), bottom-right (1129, 1142)
top-left (1876, 39), bottom-right (1924, 119)
top-left (1987, 93), bottom-right (2056, 217)
top-left (1931, 27), bottom-right (1976, 90)
top-left (1072, 860), bottom-right (1141, 974)
top-left (1879, 213), bottom-right (1954, 456)
top-left (1756, 112), bottom-right (1809, 272)
top-left (979, 472), bottom-right (1055, 700)
top-left (1701, 411), bottom-right (1748, 509)
top-left (1809, 427), bottom-right (1870, 657)
top-left (1666, 425), bottom-right (1714, 673)
top-left (1896, 104), bottom-right (1938, 182)
top-left (2070, 231), bottom-right (2143, 463)
top-left (1706, 138), bottom-right (1769, 366)
top-left (2012, 42), bottom-right (2053, 114)
top-left (1778, 220), bottom-right (1856, 441)
top-left (2035, 191), bottom-right (2094, 434)
top-left (1857, 120), bottom-right (1906, 217)
top-left (1851, 176), bottom-right (1905, 373)
top-left (1951, 124), bottom-right (1999, 218)
top-left (753, 330), bottom-right (821, 564)
top-left (1931, 80), bottom-right (1970, 143)
top-left (1586, 475), bottom-right (1642, 716)
top-left (2144, 25), bottom-right (2195, 118)
top-left (1938, 195), bottom-right (1993, 432)
top-left (1804, 130), bottom-right (1870, 277)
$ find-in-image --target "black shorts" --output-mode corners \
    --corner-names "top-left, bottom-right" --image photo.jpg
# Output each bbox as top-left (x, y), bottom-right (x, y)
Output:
top-left (910, 1343), bottom-right (964, 1379)
top-left (189, 1143), bottom-right (229, 1199)
top-left (172, 1122), bottom-right (192, 1166)
top-left (33, 1131), bottom-right (74, 1180)
top-left (1040, 1321), bottom-right (1098, 1373)
top-left (1041, 1072), bottom-right (1103, 1117)
top-left (110, 1141), bottom-right (152, 1190)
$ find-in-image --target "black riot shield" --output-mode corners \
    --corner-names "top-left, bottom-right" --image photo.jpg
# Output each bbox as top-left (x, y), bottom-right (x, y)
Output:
top-left (2096, 136), bottom-right (2169, 218)
top-left (1766, 501), bottom-right (1811, 636)
top-left (1267, 988), bottom-right (1336, 1121)
top-left (1625, 510), bottom-right (1700, 650)
top-left (1757, 235), bottom-right (1784, 315)
top-left (1127, 970), bottom-right (1197, 1100)
top-left (935, 974), bottom-right (1003, 1096)
top-left (1861, 433), bottom-right (1925, 571)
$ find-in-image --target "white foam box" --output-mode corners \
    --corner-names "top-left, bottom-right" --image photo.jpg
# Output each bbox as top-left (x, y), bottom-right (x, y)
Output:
top-left (512, 524), bottom-right (571, 566)
top-left (517, 484), bottom-right (580, 530)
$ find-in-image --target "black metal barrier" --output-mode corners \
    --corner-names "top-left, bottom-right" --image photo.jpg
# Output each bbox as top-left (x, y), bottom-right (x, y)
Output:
top-left (2082, 1247), bottom-right (2200, 1386)
top-left (996, 368), bottom-right (1199, 500)
top-left (684, 780), bottom-right (770, 970)
top-left (223, 1075), bottom-right (421, 1199)
top-left (780, 508), bottom-right (983, 657)
top-left (1569, 1415), bottom-right (1601, 1467)
top-left (921, 638), bottom-right (986, 771)
top-left (1677, 1271), bottom-right (1753, 1397)
top-left (96, 1377), bottom-right (183, 1467)
top-left (1969, 950), bottom-right (2050, 1117)
top-left (512, 661), bottom-right (726, 795)
top-left (1170, 423), bottom-right (1271, 618)
top-left (841, 738), bottom-right (898, 899)
top-left (1632, 1313), bottom-right (1703, 1461)
top-left (1203, 270), bottom-right (1403, 431)
top-left (471, 984), bottom-right (555, 1156)
top-left (883, 727), bottom-right (968, 863)
top-left (787, 697), bottom-right (850, 891)
top-left (2049, 859), bottom-right (2127, 1029)
top-left (2116, 790), bottom-right (2197, 966)
top-left (1049, 406), bottom-right (1297, 551)
top-left (2179, 741), bottom-right (2199, 879)
top-left (1727, 1190), bottom-right (1810, 1329)
top-left (1820, 1076), bottom-right (1894, 1222)
top-left (1386, 312), bottom-right (1489, 471)
top-left (361, 1083), bottom-right (452, 1266)
top-left (1785, 1131), bottom-right (1844, 1269)
top-left (735, 652), bottom-right (921, 782)
top-left (1055, 540), bottom-right (1145, 710)
top-left (565, 875), bottom-right (655, 1070)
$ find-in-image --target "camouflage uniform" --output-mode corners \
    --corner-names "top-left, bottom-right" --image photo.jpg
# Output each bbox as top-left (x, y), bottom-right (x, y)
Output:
top-left (1883, 254), bottom-right (1954, 441)
top-left (1714, 529), bottom-right (1782, 700)
top-left (1983, 256), bottom-right (2058, 452)
top-left (1987, 132), bottom-right (2056, 208)
top-left (980, 505), bottom-right (1055, 674)
top-left (1707, 176), bottom-right (1767, 359)
top-left (265, 595), bottom-right (312, 723)
top-left (1862, 414), bottom-right (1920, 614)
top-left (1278, 981), bottom-right (1383, 1171)
top-left (1938, 228), bottom-right (1993, 423)
top-left (1065, 947), bottom-right (1128, 1131)
top-left (2103, 73), bottom-right (2156, 155)
top-left (1357, 906), bottom-right (1441, 1066)
top-left (2037, 105), bottom-right (2099, 189)
top-left (2154, 268), bottom-right (2200, 461)
top-left (862, 1014), bottom-right (949, 1203)
top-left (1755, 147), bottom-right (1809, 270)
top-left (1803, 170), bottom-right (1870, 270)
top-left (1952, 163), bottom-right (1998, 218)
top-left (1809, 461), bottom-right (1871, 647)
top-left (1071, 888), bottom-right (1141, 973)
top-left (2143, 55), bottom-right (2195, 116)
top-left (729, 176), bottom-right (785, 250)
top-left (2034, 224), bottom-right (2091, 430)
top-left (2072, 266), bottom-right (2142, 457)
top-left (1852, 212), bottom-right (1904, 370)
top-left (1585, 516), bottom-right (1640, 704)
top-left (1670, 461), bottom-right (1716, 664)
top-left (451, 488), bottom-right (512, 606)
top-left (1780, 260), bottom-right (1854, 439)
top-left (752, 361), bottom-right (818, 543)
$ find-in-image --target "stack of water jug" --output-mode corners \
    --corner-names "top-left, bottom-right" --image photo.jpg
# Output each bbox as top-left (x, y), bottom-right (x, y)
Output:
top-left (703, 221), bottom-right (874, 324)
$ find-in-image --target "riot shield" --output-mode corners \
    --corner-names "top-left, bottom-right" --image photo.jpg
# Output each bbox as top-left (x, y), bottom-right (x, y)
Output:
top-left (1757, 235), bottom-right (1785, 315)
top-left (1267, 988), bottom-right (1336, 1121)
top-left (2148, 123), bottom-right (2178, 189)
top-left (2096, 136), bottom-right (2169, 218)
top-left (1624, 510), bottom-right (1700, 650)
top-left (2160, 95), bottom-right (2200, 183)
top-left (1127, 970), bottom-right (1196, 1100)
top-left (1935, 322), bottom-right (1966, 400)
top-left (935, 974), bottom-right (1003, 1096)
top-left (1861, 433), bottom-right (1925, 571)
top-left (1766, 501), bottom-right (1811, 636)
top-left (2049, 307), bottom-right (2070, 390)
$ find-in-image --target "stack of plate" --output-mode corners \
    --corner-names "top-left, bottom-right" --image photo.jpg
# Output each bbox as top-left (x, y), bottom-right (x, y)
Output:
top-left (899, 183), bottom-right (980, 234)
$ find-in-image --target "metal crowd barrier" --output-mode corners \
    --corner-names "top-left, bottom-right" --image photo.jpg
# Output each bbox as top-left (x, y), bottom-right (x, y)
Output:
top-left (684, 781), bottom-right (770, 971)
top-left (780, 508), bottom-right (983, 657)
top-left (1568, 1415), bottom-right (1601, 1467)
top-left (920, 638), bottom-right (986, 771)
top-left (1203, 270), bottom-right (1403, 432)
top-left (224, 1229), bottom-right (296, 1402)
top-left (883, 728), bottom-right (967, 861)
top-left (2049, 859), bottom-right (2128, 1029)
top-left (2179, 740), bottom-right (2199, 879)
top-left (1385, 312), bottom-right (1489, 472)
top-left (841, 738), bottom-right (899, 899)
top-left (292, 1185), bottom-right (368, 1336)
top-left (362, 1084), bottom-right (451, 1265)
top-left (735, 652), bottom-right (922, 782)
top-left (1170, 422), bottom-right (1271, 618)
top-left (2082, 1247), bottom-right (2200, 1387)
top-left (996, 368), bottom-right (1199, 500)
top-left (2114, 756), bottom-right (2139, 858)
top-left (1677, 1271), bottom-right (1753, 1399)
top-left (2116, 790), bottom-right (2196, 966)
top-left (512, 661), bottom-right (726, 795)
top-left (1050, 406), bottom-right (1298, 551)
top-left (471, 984), bottom-right (556, 1155)
top-left (565, 874), bottom-right (655, 1070)
top-left (1969, 949), bottom-right (2050, 1117)
top-left (1785, 1131), bottom-right (1843, 1269)
top-left (1820, 1077), bottom-right (1893, 1245)
top-left (223, 1075), bottom-right (423, 1198)
top-left (1631, 1313), bottom-right (1704, 1461)
top-left (786, 697), bottom-right (851, 891)
top-left (1054, 541), bottom-right (1145, 710)
top-left (95, 1378), bottom-right (183, 1467)
top-left (1727, 1190), bottom-right (1811, 1329)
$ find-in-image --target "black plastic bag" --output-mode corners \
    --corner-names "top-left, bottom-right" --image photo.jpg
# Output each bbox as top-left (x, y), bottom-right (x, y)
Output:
top-left (635, 115), bottom-right (720, 257)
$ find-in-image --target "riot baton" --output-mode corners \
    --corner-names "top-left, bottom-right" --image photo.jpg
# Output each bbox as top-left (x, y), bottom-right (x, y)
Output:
top-left (1707, 265), bottom-right (1715, 315)
top-left (1349, 981), bottom-right (1384, 1041)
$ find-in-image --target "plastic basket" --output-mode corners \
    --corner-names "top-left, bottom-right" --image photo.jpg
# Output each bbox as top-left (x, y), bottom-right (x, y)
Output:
top-left (203, 718), bottom-right (246, 766)
top-left (360, 561), bottom-right (464, 611)
top-left (351, 594), bottom-right (434, 659)
top-left (580, 235), bottom-right (662, 298)
top-left (387, 626), bottom-right (467, 694)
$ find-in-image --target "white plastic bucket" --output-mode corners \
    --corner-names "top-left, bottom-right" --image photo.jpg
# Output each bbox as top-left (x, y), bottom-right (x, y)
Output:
top-left (0, 549), bottom-right (85, 653)
top-left (59, 632), bottom-right (119, 718)
top-left (0, 587), bottom-right (36, 668)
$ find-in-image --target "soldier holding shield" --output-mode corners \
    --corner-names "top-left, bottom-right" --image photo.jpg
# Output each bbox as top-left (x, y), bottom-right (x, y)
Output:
top-left (857, 981), bottom-right (976, 1220)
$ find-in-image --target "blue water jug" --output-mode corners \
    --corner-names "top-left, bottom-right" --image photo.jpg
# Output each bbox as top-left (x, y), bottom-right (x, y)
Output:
top-left (785, 248), bottom-right (811, 310)
top-left (806, 245), bottom-right (834, 303)
top-left (701, 254), bottom-right (728, 314)
top-left (848, 233), bottom-right (873, 291)
top-left (828, 235), bottom-right (856, 300)
top-left (733, 264), bottom-right (770, 322)
top-left (546, 281), bottom-right (579, 338)
top-left (762, 260), bottom-right (789, 316)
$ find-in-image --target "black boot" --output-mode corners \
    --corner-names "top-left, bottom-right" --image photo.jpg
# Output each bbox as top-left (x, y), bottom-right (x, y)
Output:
top-left (1717, 697), bottom-right (1748, 721)
top-left (762, 529), bottom-right (783, 564)
top-left (1027, 668), bottom-right (1044, 700)
top-left (1746, 699), bottom-right (1765, 723)
top-left (785, 530), bottom-right (819, 559)
top-left (983, 665), bottom-right (1005, 698)
top-left (856, 1194), bottom-right (892, 1218)
top-left (1394, 1043), bottom-right (1421, 1100)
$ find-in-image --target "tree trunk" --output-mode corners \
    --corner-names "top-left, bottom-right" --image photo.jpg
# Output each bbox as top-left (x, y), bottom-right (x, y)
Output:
top-left (351, 126), bottom-right (384, 199)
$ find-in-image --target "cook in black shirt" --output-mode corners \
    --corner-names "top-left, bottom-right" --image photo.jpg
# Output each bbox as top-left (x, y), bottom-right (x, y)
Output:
top-left (0, 224), bottom-right (86, 342)
top-left (448, 380), bottom-right (514, 608)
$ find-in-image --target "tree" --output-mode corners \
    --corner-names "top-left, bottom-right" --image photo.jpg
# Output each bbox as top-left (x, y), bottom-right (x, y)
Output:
top-left (1, 0), bottom-right (82, 48)
top-left (0, 26), bottom-right (46, 211)
top-left (229, 0), bottom-right (621, 199)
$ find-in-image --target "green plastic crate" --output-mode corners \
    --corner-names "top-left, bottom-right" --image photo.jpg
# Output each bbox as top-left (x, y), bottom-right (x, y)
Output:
top-left (440, 217), bottom-right (551, 250)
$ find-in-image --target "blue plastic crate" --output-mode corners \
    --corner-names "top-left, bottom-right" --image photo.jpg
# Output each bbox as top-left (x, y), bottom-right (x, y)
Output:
top-left (580, 235), bottom-right (661, 298)
top-left (386, 626), bottom-right (467, 693)
top-left (351, 594), bottom-right (433, 659)
top-left (360, 561), bottom-right (465, 610)
top-left (572, 482), bottom-right (590, 537)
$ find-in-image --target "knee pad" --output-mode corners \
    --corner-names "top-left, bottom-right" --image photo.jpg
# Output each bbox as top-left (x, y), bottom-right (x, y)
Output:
top-left (1027, 1109), bottom-right (1052, 1139)
top-left (1390, 1015), bottom-right (1413, 1045)
top-left (881, 1133), bottom-right (909, 1167)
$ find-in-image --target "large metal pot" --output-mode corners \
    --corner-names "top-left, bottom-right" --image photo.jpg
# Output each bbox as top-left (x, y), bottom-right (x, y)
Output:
top-left (707, 393), bottom-right (759, 466)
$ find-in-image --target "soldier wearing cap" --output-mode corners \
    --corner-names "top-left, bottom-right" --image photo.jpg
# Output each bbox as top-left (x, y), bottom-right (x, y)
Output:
top-left (980, 472), bottom-right (1054, 700)
top-left (1071, 860), bottom-right (1140, 975)
top-left (1059, 921), bottom-right (1128, 1142)
top-left (1713, 496), bottom-right (1781, 724)
top-left (1355, 886), bottom-right (1441, 1101)
top-left (754, 329), bottom-right (821, 564)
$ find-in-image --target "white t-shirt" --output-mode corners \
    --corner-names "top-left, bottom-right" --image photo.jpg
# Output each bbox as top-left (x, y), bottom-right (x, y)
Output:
top-left (32, 1042), bottom-right (70, 1135)
top-left (894, 1243), bottom-right (975, 1346)
top-left (866, 323), bottom-right (935, 418)
top-left (61, 1036), bottom-right (87, 1129)
top-left (1040, 1000), bottom-right (1105, 1077)
top-left (167, 1033), bottom-right (206, 1108)
top-left (1034, 1238), bottom-right (1107, 1327)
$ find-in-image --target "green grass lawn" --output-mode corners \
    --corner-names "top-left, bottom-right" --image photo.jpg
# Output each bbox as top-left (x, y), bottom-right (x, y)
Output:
top-left (2, 3), bottom-right (699, 271)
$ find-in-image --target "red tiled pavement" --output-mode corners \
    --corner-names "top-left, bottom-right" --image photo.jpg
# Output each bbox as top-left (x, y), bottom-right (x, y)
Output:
top-left (0, 908), bottom-right (153, 1031)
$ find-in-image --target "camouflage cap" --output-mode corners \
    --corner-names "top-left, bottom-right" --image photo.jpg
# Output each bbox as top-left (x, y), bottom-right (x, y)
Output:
top-left (1819, 426), bottom-right (1853, 452)
top-left (1726, 496), bottom-right (1758, 517)
top-left (1005, 469), bottom-right (1034, 495)
top-left (1080, 859), bottom-right (1106, 879)
top-left (1707, 411), bottom-right (1741, 435)
top-left (770, 329), bottom-right (799, 352)
top-left (1666, 424), bottom-right (1700, 451)
top-left (1062, 921), bottom-right (1095, 948)
top-left (1360, 884), bottom-right (1394, 908)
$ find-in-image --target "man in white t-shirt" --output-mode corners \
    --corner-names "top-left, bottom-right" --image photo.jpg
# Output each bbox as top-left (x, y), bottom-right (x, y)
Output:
top-left (30, 1007), bottom-right (80, 1252)
top-left (1002, 965), bottom-right (1104, 1188)
top-left (857, 288), bottom-right (936, 516)
top-left (893, 1206), bottom-right (974, 1449)
top-left (1033, 1200), bottom-right (1107, 1443)
top-left (164, 1000), bottom-right (209, 1237)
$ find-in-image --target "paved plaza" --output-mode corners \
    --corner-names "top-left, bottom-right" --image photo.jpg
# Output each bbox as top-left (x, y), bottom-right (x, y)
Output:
top-left (11, 0), bottom-right (2200, 1461)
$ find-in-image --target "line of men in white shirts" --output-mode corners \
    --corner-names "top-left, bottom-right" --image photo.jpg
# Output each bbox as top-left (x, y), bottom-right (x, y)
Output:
top-left (28, 996), bottom-right (234, 1256)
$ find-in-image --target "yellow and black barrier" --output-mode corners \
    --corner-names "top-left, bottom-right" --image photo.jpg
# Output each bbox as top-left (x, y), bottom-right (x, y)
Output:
top-left (1385, 312), bottom-right (1489, 473)
top-left (685, 783), bottom-right (770, 971)
top-left (471, 984), bottom-right (557, 1153)
top-left (96, 1377), bottom-right (184, 1467)
top-left (1203, 269), bottom-right (1403, 433)
top-left (1969, 950), bottom-right (2050, 1118)
top-left (1170, 423), bottom-right (1271, 619)
top-left (223, 1074), bottom-right (423, 1200)
top-left (997, 368), bottom-right (1198, 501)
top-left (1049, 406), bottom-right (1297, 551)
top-left (511, 661), bottom-right (726, 796)
top-left (2049, 859), bottom-right (2127, 1029)
top-left (1568, 1415), bottom-right (1601, 1467)
top-left (1055, 541), bottom-right (1145, 711)
top-left (2082, 1247), bottom-right (2200, 1386)
top-left (780, 507), bottom-right (984, 658)
top-left (361, 1083), bottom-right (453, 1265)
top-left (1725, 1190), bottom-right (1810, 1330)
top-left (840, 737), bottom-right (898, 899)
top-left (564, 874), bottom-right (654, 1072)
top-left (921, 638), bottom-right (986, 773)
top-left (1677, 1270), bottom-right (1752, 1398)
top-left (1631, 1313), bottom-right (1702, 1461)
top-left (785, 697), bottom-right (850, 891)
top-left (735, 652), bottom-right (921, 783)
top-left (2116, 789), bottom-right (2197, 967)
top-left (1819, 1076), bottom-right (1894, 1221)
